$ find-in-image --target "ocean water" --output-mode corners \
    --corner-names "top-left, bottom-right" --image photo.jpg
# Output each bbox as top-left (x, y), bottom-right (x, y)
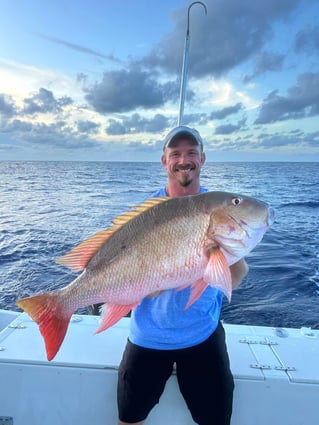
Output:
top-left (0, 161), bottom-right (318, 329)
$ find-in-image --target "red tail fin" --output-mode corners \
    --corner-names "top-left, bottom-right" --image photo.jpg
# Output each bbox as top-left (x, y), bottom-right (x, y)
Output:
top-left (16, 293), bottom-right (72, 361)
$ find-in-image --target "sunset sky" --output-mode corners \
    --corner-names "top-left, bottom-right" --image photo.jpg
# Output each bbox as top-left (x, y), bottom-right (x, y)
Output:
top-left (1, 0), bottom-right (318, 161)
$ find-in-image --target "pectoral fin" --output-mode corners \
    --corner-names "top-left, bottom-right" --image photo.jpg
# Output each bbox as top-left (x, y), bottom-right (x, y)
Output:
top-left (184, 278), bottom-right (208, 310)
top-left (95, 302), bottom-right (138, 334)
top-left (204, 248), bottom-right (232, 302)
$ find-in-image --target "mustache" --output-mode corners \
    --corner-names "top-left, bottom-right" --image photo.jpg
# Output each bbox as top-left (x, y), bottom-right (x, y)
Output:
top-left (174, 164), bottom-right (195, 171)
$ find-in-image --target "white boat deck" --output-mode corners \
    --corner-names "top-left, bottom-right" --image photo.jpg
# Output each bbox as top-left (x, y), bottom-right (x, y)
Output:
top-left (0, 311), bottom-right (318, 425)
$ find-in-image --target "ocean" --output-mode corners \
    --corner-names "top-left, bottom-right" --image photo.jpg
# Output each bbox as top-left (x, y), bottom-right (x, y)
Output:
top-left (0, 161), bottom-right (318, 329)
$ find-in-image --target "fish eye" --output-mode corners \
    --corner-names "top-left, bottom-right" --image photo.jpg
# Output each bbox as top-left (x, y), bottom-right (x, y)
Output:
top-left (232, 197), bottom-right (242, 206)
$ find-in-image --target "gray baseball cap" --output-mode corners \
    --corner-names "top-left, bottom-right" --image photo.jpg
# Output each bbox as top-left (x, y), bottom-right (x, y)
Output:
top-left (163, 126), bottom-right (203, 150)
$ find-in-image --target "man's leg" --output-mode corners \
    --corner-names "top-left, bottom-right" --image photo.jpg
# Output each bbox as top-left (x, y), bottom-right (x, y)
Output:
top-left (176, 322), bottom-right (234, 425)
top-left (117, 340), bottom-right (174, 424)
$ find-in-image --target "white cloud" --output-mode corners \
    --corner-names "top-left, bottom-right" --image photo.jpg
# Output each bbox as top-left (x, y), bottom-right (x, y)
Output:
top-left (188, 77), bottom-right (258, 110)
top-left (0, 58), bottom-right (82, 103)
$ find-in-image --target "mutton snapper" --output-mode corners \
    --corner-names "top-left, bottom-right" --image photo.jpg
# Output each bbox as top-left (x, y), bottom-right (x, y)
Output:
top-left (16, 191), bottom-right (274, 360)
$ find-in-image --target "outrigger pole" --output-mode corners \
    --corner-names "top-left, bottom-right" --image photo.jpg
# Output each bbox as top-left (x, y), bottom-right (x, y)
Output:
top-left (178, 1), bottom-right (207, 126)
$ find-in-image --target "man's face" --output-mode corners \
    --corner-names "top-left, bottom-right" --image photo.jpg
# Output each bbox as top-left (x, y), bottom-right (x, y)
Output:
top-left (162, 139), bottom-right (206, 187)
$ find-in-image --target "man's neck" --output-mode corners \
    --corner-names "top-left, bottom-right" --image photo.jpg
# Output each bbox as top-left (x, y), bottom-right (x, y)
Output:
top-left (166, 182), bottom-right (201, 197)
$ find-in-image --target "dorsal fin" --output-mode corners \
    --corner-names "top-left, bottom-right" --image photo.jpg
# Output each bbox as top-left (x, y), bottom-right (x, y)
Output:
top-left (55, 196), bottom-right (170, 271)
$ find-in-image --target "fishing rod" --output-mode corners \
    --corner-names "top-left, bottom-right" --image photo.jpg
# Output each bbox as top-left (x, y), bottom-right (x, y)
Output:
top-left (178, 1), bottom-right (207, 126)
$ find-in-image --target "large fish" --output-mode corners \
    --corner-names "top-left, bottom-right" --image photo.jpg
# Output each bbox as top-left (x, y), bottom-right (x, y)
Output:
top-left (17, 191), bottom-right (274, 360)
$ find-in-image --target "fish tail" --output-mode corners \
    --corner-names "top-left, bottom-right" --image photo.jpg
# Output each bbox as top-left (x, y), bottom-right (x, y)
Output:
top-left (16, 292), bottom-right (73, 361)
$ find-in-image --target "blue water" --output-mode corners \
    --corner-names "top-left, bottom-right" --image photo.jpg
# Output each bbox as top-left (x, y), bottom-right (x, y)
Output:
top-left (1, 161), bottom-right (318, 329)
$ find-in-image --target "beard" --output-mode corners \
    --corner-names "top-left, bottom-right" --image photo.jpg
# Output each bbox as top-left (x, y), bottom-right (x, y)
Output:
top-left (175, 170), bottom-right (194, 187)
top-left (178, 174), bottom-right (192, 187)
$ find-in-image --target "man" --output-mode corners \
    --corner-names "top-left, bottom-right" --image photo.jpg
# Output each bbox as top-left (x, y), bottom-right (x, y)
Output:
top-left (117, 126), bottom-right (248, 425)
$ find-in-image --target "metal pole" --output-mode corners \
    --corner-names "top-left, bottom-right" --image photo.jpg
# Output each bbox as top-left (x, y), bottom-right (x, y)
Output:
top-left (178, 2), bottom-right (207, 126)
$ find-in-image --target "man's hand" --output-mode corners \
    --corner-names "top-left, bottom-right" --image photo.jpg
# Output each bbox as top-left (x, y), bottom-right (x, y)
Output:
top-left (230, 258), bottom-right (249, 289)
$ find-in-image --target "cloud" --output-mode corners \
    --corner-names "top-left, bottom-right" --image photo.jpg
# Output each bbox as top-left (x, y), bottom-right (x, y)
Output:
top-left (2, 0), bottom-right (318, 162)
top-left (182, 113), bottom-right (208, 126)
top-left (23, 88), bottom-right (73, 115)
top-left (210, 103), bottom-right (243, 120)
top-left (106, 113), bottom-right (170, 135)
top-left (255, 72), bottom-right (319, 124)
top-left (214, 123), bottom-right (241, 135)
top-left (1, 119), bottom-right (33, 133)
top-left (106, 119), bottom-right (127, 136)
top-left (254, 130), bottom-right (319, 149)
top-left (36, 33), bottom-right (122, 63)
top-left (214, 118), bottom-right (246, 135)
top-left (81, 0), bottom-right (301, 116)
top-left (76, 73), bottom-right (88, 85)
top-left (141, 0), bottom-right (300, 78)
top-left (77, 120), bottom-right (100, 134)
top-left (209, 129), bottom-right (319, 155)
top-left (0, 117), bottom-right (96, 151)
top-left (85, 68), bottom-right (179, 113)
top-left (0, 58), bottom-right (81, 103)
top-left (294, 24), bottom-right (319, 55)
top-left (99, 99), bottom-right (244, 134)
top-left (243, 51), bottom-right (285, 83)
top-left (0, 94), bottom-right (17, 118)
top-left (306, 131), bottom-right (319, 147)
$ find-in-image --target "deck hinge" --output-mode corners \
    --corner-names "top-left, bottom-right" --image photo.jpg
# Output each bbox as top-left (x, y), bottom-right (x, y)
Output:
top-left (250, 363), bottom-right (296, 371)
top-left (274, 365), bottom-right (296, 372)
top-left (239, 338), bottom-right (278, 346)
top-left (250, 363), bottom-right (272, 370)
top-left (259, 339), bottom-right (278, 346)
top-left (239, 338), bottom-right (259, 344)
top-left (8, 324), bottom-right (26, 329)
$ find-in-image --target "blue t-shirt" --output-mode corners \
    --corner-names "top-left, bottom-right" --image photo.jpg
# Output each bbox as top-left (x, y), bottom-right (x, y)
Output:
top-left (129, 187), bottom-right (224, 350)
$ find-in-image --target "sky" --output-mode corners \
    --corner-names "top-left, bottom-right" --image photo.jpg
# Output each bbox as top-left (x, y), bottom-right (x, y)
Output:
top-left (0, 0), bottom-right (318, 162)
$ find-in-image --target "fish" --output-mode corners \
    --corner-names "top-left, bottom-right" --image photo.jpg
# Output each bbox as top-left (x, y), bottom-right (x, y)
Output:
top-left (16, 191), bottom-right (274, 360)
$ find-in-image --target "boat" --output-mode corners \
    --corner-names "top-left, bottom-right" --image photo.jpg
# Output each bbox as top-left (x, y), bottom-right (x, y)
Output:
top-left (0, 308), bottom-right (318, 424)
top-left (1, 3), bottom-right (318, 424)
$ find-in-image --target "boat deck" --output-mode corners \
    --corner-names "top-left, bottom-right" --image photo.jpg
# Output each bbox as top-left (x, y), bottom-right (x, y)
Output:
top-left (0, 312), bottom-right (318, 425)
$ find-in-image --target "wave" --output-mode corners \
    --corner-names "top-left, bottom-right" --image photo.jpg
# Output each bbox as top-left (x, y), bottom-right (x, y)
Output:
top-left (279, 201), bottom-right (319, 209)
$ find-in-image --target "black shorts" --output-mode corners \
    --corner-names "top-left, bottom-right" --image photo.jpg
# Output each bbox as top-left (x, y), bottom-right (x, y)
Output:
top-left (117, 322), bottom-right (234, 425)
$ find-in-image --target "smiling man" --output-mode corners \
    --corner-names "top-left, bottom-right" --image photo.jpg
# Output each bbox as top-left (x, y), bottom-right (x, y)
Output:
top-left (161, 126), bottom-right (206, 195)
top-left (117, 126), bottom-right (247, 425)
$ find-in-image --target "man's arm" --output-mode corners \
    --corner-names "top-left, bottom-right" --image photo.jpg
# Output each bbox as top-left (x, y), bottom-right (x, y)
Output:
top-left (230, 258), bottom-right (249, 290)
